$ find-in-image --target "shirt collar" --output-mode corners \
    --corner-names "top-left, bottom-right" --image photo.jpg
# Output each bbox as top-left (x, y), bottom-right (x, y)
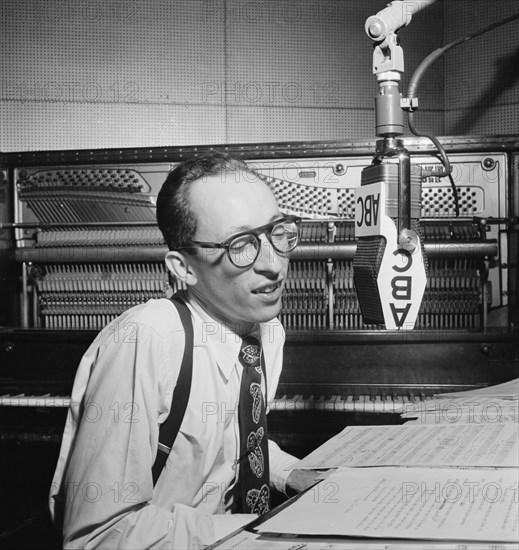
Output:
top-left (180, 291), bottom-right (260, 382)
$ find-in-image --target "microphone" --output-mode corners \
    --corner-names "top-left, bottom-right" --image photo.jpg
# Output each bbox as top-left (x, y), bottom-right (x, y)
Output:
top-left (353, 1), bottom-right (431, 330)
top-left (353, 144), bottom-right (426, 329)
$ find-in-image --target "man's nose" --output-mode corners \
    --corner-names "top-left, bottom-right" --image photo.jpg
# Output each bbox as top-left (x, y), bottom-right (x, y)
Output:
top-left (254, 235), bottom-right (287, 274)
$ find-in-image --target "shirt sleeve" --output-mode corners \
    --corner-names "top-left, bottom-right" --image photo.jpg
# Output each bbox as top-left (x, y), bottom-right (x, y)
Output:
top-left (268, 439), bottom-right (299, 494)
top-left (52, 314), bottom-right (217, 549)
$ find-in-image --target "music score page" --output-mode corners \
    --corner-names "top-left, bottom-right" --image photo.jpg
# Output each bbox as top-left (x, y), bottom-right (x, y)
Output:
top-left (295, 423), bottom-right (519, 469)
top-left (257, 467), bottom-right (519, 543)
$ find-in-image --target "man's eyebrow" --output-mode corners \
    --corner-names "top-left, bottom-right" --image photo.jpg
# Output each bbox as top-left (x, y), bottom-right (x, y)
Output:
top-left (223, 214), bottom-right (284, 239)
top-left (225, 224), bottom-right (250, 234)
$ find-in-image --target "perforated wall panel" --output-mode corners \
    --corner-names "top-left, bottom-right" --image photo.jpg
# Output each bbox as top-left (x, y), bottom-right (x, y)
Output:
top-left (0, 0), bottom-right (445, 151)
top-left (0, 0), bottom-right (226, 150)
top-left (443, 0), bottom-right (519, 135)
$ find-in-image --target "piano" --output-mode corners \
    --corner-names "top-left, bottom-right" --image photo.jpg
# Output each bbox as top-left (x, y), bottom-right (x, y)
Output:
top-left (1, 326), bottom-right (517, 458)
top-left (1, 137), bottom-right (518, 541)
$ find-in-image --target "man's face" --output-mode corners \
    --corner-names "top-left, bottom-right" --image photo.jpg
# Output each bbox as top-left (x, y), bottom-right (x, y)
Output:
top-left (185, 170), bottom-right (289, 330)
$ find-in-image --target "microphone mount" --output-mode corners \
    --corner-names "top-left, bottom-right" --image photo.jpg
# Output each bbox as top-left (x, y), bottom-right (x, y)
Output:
top-left (352, 1), bottom-right (430, 330)
top-left (367, 1), bottom-right (426, 139)
top-left (369, 2), bottom-right (419, 239)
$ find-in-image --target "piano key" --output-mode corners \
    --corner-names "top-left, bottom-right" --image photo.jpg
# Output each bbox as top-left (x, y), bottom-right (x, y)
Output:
top-left (272, 393), bottom-right (303, 411)
top-left (268, 395), bottom-right (285, 411)
top-left (371, 395), bottom-right (384, 412)
top-left (324, 394), bottom-right (338, 410)
top-left (332, 395), bottom-right (345, 411)
top-left (272, 394), bottom-right (293, 412)
top-left (314, 395), bottom-right (327, 410)
top-left (343, 395), bottom-right (356, 411)
top-left (300, 395), bottom-right (315, 410)
top-left (360, 395), bottom-right (374, 413)
top-left (290, 394), bottom-right (304, 410)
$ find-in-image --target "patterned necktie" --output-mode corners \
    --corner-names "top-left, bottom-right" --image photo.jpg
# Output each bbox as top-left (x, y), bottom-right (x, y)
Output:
top-left (235, 335), bottom-right (271, 515)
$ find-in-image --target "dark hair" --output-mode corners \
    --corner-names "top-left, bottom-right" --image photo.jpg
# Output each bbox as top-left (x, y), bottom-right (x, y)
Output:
top-left (156, 151), bottom-right (255, 250)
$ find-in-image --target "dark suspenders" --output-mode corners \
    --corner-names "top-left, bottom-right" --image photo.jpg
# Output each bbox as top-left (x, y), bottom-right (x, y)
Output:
top-left (150, 294), bottom-right (269, 486)
top-left (151, 295), bottom-right (194, 486)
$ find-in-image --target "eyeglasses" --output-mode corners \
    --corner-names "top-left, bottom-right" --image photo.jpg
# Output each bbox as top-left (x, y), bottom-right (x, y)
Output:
top-left (184, 215), bottom-right (301, 268)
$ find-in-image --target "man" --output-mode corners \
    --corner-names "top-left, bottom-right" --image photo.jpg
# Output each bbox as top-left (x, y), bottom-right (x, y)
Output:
top-left (49, 152), bottom-right (317, 549)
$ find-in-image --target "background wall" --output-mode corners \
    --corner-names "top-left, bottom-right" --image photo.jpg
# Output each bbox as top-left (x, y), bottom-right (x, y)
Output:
top-left (443, 0), bottom-right (519, 136)
top-left (0, 0), bottom-right (517, 152)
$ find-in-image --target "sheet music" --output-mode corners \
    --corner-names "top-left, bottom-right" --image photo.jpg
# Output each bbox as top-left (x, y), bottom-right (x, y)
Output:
top-left (434, 379), bottom-right (519, 400)
top-left (295, 423), bottom-right (519, 470)
top-left (402, 397), bottom-right (519, 423)
top-left (257, 467), bottom-right (519, 543)
top-left (212, 528), bottom-right (519, 550)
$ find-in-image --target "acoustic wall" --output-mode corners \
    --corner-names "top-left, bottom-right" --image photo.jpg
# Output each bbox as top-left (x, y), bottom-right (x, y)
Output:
top-left (0, 0), bottom-right (445, 151)
top-left (443, 0), bottom-right (519, 136)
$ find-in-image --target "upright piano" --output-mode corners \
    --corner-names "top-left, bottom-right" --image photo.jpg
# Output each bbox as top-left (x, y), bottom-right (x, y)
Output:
top-left (0, 136), bottom-right (518, 542)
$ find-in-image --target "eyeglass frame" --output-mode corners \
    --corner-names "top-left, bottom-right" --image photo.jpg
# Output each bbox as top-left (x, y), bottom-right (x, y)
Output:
top-left (179, 214), bottom-right (302, 268)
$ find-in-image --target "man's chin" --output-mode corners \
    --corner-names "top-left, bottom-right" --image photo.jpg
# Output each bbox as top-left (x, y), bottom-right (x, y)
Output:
top-left (247, 300), bottom-right (282, 324)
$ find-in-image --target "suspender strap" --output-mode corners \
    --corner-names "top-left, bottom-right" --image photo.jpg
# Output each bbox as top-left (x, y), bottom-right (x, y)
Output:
top-left (151, 295), bottom-right (194, 486)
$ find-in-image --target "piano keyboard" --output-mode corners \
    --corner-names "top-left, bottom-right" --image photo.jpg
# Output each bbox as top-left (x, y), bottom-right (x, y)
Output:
top-left (0, 394), bottom-right (71, 407)
top-left (0, 392), bottom-right (434, 413)
top-left (270, 393), bottom-right (434, 414)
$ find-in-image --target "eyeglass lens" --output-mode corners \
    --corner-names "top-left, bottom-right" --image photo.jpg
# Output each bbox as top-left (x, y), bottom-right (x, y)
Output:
top-left (228, 219), bottom-right (299, 267)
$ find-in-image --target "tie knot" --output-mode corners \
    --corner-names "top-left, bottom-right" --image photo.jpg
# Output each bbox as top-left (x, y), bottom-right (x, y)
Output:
top-left (239, 336), bottom-right (261, 367)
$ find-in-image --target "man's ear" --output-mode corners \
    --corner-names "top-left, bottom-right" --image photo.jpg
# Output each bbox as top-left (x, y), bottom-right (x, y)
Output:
top-left (165, 251), bottom-right (198, 286)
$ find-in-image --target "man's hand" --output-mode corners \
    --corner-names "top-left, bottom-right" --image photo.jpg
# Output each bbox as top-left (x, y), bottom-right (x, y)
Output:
top-left (285, 469), bottom-right (323, 496)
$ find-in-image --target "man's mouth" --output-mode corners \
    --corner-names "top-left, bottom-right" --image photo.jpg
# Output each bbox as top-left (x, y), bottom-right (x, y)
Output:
top-left (252, 281), bottom-right (283, 295)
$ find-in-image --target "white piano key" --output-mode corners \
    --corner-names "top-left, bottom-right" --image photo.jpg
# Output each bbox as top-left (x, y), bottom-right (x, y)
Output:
top-left (324, 394), bottom-right (338, 410)
top-left (283, 394), bottom-right (302, 411)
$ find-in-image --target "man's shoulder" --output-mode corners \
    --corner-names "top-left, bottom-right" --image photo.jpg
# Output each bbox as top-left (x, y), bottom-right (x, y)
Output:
top-left (108, 297), bottom-right (184, 339)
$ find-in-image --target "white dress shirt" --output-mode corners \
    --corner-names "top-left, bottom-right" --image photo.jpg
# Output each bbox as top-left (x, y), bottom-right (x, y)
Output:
top-left (49, 292), bottom-right (297, 549)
